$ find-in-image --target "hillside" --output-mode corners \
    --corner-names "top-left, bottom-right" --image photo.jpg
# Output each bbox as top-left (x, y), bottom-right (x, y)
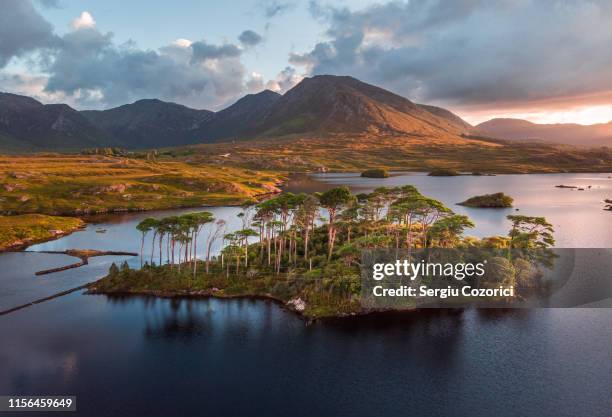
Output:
top-left (476, 118), bottom-right (612, 147)
top-left (0, 75), bottom-right (473, 150)
top-left (82, 99), bottom-right (214, 148)
top-left (173, 134), bottom-right (612, 174)
top-left (197, 90), bottom-right (280, 141)
top-left (0, 93), bottom-right (117, 150)
top-left (0, 155), bottom-right (283, 215)
top-left (252, 75), bottom-right (472, 137)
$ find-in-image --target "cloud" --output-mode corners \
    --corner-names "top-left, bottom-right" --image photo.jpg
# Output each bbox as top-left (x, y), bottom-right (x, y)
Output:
top-left (71, 11), bottom-right (96, 30)
top-left (239, 30), bottom-right (263, 47)
top-left (0, 0), bottom-right (57, 68)
top-left (265, 66), bottom-right (302, 93)
top-left (259, 0), bottom-right (294, 18)
top-left (37, 27), bottom-right (249, 109)
top-left (190, 40), bottom-right (241, 63)
top-left (0, 1), bottom-right (261, 110)
top-left (293, 0), bottom-right (612, 107)
top-left (172, 38), bottom-right (193, 48)
top-left (246, 72), bottom-right (265, 92)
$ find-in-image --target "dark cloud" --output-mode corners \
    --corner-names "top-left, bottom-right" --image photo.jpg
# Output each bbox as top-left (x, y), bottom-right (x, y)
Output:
top-left (0, 0), bottom-right (58, 67)
top-left (190, 41), bottom-right (241, 63)
top-left (238, 30), bottom-right (263, 47)
top-left (40, 27), bottom-right (246, 109)
top-left (0, 1), bottom-right (253, 110)
top-left (260, 0), bottom-right (294, 18)
top-left (294, 0), bottom-right (612, 106)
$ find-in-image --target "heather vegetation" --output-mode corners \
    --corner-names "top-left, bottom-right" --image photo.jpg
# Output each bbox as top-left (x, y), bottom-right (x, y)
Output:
top-left (179, 135), bottom-right (612, 174)
top-left (94, 185), bottom-right (556, 318)
top-left (0, 155), bottom-right (282, 216)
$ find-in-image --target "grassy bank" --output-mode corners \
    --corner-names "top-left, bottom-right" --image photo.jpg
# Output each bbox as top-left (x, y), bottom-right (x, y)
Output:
top-left (0, 155), bottom-right (283, 215)
top-left (0, 214), bottom-right (84, 250)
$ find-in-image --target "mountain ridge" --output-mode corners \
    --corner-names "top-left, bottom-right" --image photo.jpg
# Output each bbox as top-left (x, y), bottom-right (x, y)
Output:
top-left (476, 117), bottom-right (612, 147)
top-left (2, 75), bottom-right (475, 150)
top-left (0, 92), bottom-right (119, 150)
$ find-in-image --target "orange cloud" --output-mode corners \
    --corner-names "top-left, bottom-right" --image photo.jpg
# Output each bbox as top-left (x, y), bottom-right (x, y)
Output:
top-left (455, 91), bottom-right (612, 125)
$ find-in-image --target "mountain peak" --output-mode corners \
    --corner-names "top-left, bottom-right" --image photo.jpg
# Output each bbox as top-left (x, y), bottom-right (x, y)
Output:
top-left (1, 75), bottom-right (475, 150)
top-left (252, 73), bottom-right (470, 137)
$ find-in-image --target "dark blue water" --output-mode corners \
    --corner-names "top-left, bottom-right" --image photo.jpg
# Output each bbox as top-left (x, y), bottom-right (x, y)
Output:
top-left (0, 293), bottom-right (610, 417)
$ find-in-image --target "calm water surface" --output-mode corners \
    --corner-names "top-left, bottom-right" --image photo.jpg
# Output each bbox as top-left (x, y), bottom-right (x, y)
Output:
top-left (0, 295), bottom-right (609, 417)
top-left (308, 172), bottom-right (612, 247)
top-left (0, 172), bottom-right (610, 416)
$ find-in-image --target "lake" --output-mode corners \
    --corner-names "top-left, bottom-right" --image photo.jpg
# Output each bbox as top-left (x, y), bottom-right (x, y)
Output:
top-left (302, 171), bottom-right (612, 247)
top-left (0, 172), bottom-right (610, 416)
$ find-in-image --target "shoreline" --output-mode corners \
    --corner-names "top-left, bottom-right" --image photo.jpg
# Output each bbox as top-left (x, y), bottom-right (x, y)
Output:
top-left (0, 187), bottom-right (284, 252)
top-left (0, 221), bottom-right (86, 253)
top-left (2, 169), bottom-right (608, 252)
top-left (85, 285), bottom-right (418, 322)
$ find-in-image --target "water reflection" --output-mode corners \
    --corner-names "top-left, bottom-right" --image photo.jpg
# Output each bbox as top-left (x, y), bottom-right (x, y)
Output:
top-left (0, 292), bottom-right (610, 417)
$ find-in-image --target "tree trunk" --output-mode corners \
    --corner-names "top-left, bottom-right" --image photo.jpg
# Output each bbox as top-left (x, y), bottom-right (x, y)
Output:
top-left (140, 234), bottom-right (145, 267)
top-left (159, 234), bottom-right (164, 266)
top-left (150, 231), bottom-right (157, 265)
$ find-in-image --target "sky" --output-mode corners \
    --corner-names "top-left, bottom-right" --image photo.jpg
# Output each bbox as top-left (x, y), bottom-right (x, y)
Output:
top-left (1, 0), bottom-right (611, 125)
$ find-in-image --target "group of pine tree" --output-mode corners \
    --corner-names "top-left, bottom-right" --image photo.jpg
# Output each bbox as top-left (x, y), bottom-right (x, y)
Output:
top-left (107, 185), bottom-right (554, 294)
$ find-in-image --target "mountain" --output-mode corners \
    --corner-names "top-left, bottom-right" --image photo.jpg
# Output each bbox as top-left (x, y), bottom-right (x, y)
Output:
top-left (0, 93), bottom-right (117, 150)
top-left (82, 99), bottom-right (214, 148)
top-left (197, 90), bottom-right (280, 141)
top-left (0, 75), bottom-right (474, 151)
top-left (476, 118), bottom-right (612, 147)
top-left (417, 103), bottom-right (473, 130)
top-left (250, 75), bottom-right (471, 137)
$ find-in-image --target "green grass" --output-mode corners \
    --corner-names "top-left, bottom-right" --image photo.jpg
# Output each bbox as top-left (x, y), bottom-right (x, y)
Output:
top-left (0, 155), bottom-right (284, 215)
top-left (0, 214), bottom-right (84, 250)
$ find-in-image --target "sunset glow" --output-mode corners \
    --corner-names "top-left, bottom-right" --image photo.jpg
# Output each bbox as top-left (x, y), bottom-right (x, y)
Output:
top-left (461, 104), bottom-right (612, 126)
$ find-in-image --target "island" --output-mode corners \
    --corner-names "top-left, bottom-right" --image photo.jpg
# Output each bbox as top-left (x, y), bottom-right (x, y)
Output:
top-left (360, 169), bottom-right (390, 178)
top-left (89, 186), bottom-right (554, 320)
top-left (458, 192), bottom-right (514, 208)
top-left (428, 169), bottom-right (460, 176)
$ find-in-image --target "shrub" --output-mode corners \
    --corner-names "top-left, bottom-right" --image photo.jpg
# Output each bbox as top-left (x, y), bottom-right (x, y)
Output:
top-left (428, 169), bottom-right (460, 176)
top-left (459, 192), bottom-right (514, 208)
top-left (360, 169), bottom-right (390, 178)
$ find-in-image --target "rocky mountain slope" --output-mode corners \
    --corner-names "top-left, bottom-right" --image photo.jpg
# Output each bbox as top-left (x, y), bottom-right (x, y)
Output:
top-left (251, 75), bottom-right (471, 137)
